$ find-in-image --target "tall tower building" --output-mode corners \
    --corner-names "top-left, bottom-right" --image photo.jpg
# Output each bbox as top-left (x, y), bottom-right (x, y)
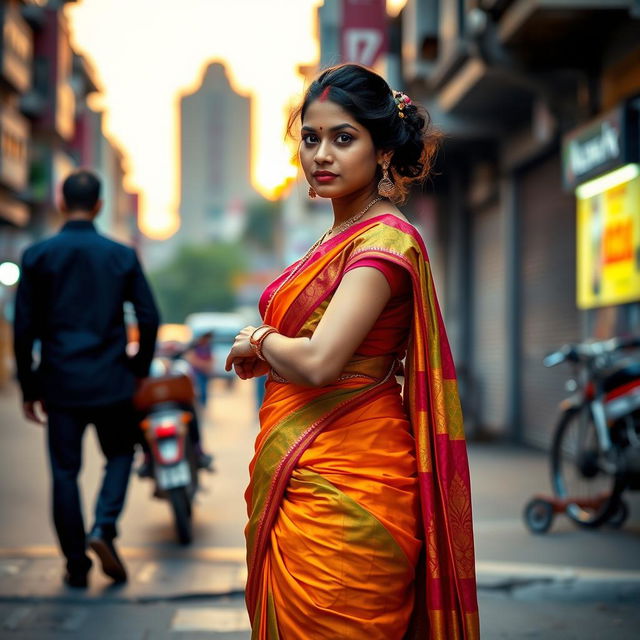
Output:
top-left (179, 62), bottom-right (255, 243)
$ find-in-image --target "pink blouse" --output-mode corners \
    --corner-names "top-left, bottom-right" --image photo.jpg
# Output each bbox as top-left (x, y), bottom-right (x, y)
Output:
top-left (259, 255), bottom-right (412, 360)
top-left (342, 257), bottom-right (412, 358)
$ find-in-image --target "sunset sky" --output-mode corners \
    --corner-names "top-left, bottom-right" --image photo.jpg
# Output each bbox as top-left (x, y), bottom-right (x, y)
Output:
top-left (66, 0), bottom-right (408, 239)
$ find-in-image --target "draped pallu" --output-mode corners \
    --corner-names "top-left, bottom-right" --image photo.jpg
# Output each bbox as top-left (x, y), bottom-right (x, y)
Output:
top-left (245, 215), bottom-right (479, 639)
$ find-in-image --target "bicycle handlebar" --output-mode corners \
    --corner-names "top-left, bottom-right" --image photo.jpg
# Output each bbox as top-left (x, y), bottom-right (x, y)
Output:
top-left (542, 349), bottom-right (569, 368)
top-left (543, 335), bottom-right (640, 368)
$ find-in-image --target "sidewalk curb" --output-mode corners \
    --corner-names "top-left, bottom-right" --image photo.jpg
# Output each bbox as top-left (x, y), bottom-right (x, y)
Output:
top-left (0, 591), bottom-right (246, 606)
top-left (477, 560), bottom-right (640, 592)
top-left (3, 549), bottom-right (640, 604)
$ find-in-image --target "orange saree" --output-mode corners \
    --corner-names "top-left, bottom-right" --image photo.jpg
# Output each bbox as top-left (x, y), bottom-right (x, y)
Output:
top-left (245, 214), bottom-right (479, 639)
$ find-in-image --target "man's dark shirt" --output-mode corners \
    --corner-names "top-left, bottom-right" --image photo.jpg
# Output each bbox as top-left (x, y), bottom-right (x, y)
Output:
top-left (13, 220), bottom-right (160, 408)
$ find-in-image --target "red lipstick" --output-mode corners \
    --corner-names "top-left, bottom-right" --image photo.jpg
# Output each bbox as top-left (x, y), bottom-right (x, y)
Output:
top-left (313, 171), bottom-right (337, 183)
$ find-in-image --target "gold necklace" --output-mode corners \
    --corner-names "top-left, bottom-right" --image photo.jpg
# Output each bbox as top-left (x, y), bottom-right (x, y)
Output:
top-left (264, 197), bottom-right (383, 316)
top-left (324, 196), bottom-right (382, 240)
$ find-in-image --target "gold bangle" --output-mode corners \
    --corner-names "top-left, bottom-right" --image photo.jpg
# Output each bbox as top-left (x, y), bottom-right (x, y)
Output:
top-left (249, 325), bottom-right (278, 361)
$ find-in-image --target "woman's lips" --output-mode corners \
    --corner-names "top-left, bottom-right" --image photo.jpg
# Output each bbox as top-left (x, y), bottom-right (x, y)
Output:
top-left (314, 173), bottom-right (337, 183)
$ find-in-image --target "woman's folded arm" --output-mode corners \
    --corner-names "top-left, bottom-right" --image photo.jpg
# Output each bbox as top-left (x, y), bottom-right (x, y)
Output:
top-left (260, 266), bottom-right (391, 386)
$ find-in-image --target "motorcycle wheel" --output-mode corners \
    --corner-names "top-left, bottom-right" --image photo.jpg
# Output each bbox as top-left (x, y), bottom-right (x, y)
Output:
top-left (551, 406), bottom-right (625, 528)
top-left (168, 487), bottom-right (193, 545)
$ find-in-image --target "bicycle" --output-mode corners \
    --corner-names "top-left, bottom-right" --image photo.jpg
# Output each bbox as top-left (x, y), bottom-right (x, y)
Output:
top-left (524, 335), bottom-right (640, 534)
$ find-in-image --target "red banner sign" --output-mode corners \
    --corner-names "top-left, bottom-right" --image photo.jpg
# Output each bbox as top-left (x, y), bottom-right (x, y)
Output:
top-left (341, 0), bottom-right (388, 68)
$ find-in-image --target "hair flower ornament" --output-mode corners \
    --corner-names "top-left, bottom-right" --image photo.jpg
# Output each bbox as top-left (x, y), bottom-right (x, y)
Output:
top-left (393, 91), bottom-right (412, 118)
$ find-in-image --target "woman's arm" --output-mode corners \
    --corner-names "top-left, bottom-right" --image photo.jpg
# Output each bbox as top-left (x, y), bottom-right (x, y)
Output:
top-left (225, 266), bottom-right (392, 386)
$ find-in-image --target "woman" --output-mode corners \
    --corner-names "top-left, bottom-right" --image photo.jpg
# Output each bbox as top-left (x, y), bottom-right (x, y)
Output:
top-left (226, 64), bottom-right (479, 639)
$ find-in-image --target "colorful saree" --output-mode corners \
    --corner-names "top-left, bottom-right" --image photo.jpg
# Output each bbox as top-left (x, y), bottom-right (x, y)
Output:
top-left (246, 214), bottom-right (479, 639)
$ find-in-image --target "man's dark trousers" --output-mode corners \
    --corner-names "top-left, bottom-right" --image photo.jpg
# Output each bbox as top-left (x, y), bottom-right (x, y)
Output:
top-left (47, 401), bottom-right (137, 574)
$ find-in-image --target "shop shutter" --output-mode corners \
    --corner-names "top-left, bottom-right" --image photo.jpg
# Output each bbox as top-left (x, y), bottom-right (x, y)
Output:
top-left (471, 202), bottom-right (507, 435)
top-left (519, 154), bottom-right (581, 448)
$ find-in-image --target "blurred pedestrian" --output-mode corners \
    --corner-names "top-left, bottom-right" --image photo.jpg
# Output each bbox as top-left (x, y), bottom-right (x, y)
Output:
top-left (13, 169), bottom-right (159, 588)
top-left (254, 375), bottom-right (266, 414)
top-left (184, 331), bottom-right (214, 407)
top-left (226, 64), bottom-right (479, 638)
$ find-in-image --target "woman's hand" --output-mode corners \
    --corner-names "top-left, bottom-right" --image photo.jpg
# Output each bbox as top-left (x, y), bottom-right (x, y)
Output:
top-left (225, 326), bottom-right (270, 379)
top-left (231, 356), bottom-right (270, 380)
top-left (225, 325), bottom-right (255, 371)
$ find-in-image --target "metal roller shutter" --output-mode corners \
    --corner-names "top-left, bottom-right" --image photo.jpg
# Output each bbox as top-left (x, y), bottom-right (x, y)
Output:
top-left (520, 154), bottom-right (581, 448)
top-left (472, 202), bottom-right (507, 435)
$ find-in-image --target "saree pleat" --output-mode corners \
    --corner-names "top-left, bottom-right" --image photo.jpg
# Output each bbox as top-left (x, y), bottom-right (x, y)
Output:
top-left (246, 215), bottom-right (479, 639)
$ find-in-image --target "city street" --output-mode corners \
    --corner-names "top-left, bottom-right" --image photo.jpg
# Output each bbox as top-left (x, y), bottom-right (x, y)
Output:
top-left (1, 0), bottom-right (639, 638)
top-left (1, 379), bottom-right (640, 638)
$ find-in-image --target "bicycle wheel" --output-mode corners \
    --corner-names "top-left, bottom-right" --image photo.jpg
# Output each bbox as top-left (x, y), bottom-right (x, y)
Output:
top-left (551, 405), bottom-right (624, 528)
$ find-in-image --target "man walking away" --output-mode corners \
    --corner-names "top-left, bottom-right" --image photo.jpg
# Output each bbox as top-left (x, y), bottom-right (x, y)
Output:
top-left (13, 170), bottom-right (160, 588)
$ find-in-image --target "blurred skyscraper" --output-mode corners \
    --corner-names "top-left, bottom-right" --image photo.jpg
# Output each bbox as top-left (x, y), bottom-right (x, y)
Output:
top-left (178, 62), bottom-right (255, 244)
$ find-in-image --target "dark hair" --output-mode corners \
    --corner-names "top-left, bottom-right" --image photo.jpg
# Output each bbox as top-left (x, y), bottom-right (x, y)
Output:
top-left (288, 63), bottom-right (439, 203)
top-left (62, 169), bottom-right (101, 212)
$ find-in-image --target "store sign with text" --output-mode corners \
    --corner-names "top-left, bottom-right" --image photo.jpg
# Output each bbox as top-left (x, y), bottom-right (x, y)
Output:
top-left (562, 103), bottom-right (639, 190)
top-left (576, 169), bottom-right (640, 309)
top-left (341, 0), bottom-right (388, 68)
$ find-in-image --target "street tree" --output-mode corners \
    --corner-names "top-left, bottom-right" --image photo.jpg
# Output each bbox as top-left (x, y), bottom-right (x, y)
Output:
top-left (150, 243), bottom-right (246, 323)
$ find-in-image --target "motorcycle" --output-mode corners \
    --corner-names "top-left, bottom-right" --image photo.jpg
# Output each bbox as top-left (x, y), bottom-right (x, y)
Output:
top-left (134, 358), bottom-right (200, 545)
top-left (524, 335), bottom-right (640, 533)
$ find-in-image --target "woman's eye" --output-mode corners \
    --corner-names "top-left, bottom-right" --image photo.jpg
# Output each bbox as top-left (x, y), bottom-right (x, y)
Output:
top-left (302, 134), bottom-right (318, 145)
top-left (336, 133), bottom-right (352, 144)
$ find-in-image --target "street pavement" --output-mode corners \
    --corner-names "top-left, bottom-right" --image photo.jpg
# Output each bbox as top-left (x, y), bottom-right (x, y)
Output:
top-left (1, 378), bottom-right (639, 638)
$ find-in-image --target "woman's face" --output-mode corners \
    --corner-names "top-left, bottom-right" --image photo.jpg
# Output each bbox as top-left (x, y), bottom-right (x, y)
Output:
top-left (299, 99), bottom-right (382, 199)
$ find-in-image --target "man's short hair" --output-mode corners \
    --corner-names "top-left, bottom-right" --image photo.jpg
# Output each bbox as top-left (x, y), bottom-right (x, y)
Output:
top-left (62, 170), bottom-right (101, 212)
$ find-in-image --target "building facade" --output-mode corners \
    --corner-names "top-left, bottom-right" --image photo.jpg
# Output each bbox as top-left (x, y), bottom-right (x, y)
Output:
top-left (398, 0), bottom-right (640, 447)
top-left (0, 0), bottom-right (32, 250)
top-left (0, 0), bottom-right (138, 386)
top-left (0, 0), bottom-right (33, 385)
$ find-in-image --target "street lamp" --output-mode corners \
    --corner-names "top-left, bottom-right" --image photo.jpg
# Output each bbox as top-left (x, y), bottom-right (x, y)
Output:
top-left (0, 262), bottom-right (20, 287)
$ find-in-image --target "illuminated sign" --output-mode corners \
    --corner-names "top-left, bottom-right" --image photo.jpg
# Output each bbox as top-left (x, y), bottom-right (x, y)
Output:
top-left (576, 164), bottom-right (640, 309)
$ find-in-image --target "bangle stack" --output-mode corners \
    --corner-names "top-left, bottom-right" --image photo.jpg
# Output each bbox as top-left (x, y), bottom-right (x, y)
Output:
top-left (249, 325), bottom-right (278, 361)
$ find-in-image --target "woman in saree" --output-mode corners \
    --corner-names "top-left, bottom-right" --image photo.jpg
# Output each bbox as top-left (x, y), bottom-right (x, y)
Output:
top-left (226, 64), bottom-right (479, 639)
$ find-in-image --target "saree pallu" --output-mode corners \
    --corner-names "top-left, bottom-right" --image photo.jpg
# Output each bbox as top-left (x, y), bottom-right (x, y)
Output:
top-left (246, 215), bottom-right (479, 639)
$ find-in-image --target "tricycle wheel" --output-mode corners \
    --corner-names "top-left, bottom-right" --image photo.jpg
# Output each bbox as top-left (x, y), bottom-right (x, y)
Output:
top-left (607, 499), bottom-right (629, 529)
top-left (524, 498), bottom-right (554, 534)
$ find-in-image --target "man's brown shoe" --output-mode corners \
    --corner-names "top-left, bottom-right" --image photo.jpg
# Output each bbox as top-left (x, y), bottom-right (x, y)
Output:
top-left (87, 527), bottom-right (127, 583)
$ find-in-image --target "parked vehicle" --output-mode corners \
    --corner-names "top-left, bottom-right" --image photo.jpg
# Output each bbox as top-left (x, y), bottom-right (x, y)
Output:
top-left (184, 312), bottom-right (247, 383)
top-left (524, 335), bottom-right (640, 533)
top-left (134, 359), bottom-right (200, 544)
top-left (156, 323), bottom-right (193, 358)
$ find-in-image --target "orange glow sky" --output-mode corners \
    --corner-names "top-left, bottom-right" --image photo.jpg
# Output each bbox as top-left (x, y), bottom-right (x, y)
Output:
top-left (66, 0), bottom-right (408, 239)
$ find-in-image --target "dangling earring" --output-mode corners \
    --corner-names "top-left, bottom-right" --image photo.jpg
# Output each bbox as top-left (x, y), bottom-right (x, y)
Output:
top-left (308, 186), bottom-right (317, 199)
top-left (377, 164), bottom-right (396, 198)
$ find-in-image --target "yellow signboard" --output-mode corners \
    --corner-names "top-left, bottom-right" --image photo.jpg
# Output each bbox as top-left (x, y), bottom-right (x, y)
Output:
top-left (576, 166), bottom-right (640, 309)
